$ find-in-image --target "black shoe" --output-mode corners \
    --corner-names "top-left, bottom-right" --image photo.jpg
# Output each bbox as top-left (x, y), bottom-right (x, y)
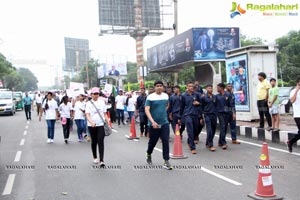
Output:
top-left (287, 141), bottom-right (292, 153)
top-left (163, 160), bottom-right (173, 170)
top-left (64, 139), bottom-right (68, 144)
top-left (146, 154), bottom-right (152, 165)
top-left (100, 162), bottom-right (106, 168)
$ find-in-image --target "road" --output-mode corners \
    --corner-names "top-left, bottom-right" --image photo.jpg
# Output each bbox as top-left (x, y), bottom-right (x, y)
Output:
top-left (0, 111), bottom-right (300, 200)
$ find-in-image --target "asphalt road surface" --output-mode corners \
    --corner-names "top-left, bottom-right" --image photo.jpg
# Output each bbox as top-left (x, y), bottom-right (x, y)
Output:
top-left (1, 111), bottom-right (300, 200)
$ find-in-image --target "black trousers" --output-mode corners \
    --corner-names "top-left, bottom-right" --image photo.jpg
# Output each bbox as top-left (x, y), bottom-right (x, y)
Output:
top-left (290, 118), bottom-right (300, 145)
top-left (88, 126), bottom-right (105, 162)
top-left (62, 118), bottom-right (70, 139)
top-left (24, 105), bottom-right (31, 120)
top-left (139, 112), bottom-right (148, 135)
top-left (257, 100), bottom-right (272, 128)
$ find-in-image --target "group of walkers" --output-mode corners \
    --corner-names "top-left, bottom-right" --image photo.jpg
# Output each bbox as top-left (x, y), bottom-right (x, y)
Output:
top-left (20, 71), bottom-right (300, 169)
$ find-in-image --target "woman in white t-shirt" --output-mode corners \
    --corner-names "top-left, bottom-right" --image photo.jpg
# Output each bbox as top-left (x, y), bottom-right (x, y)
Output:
top-left (115, 90), bottom-right (126, 126)
top-left (39, 92), bottom-right (59, 144)
top-left (85, 87), bottom-right (110, 166)
top-left (59, 96), bottom-right (74, 144)
top-left (126, 93), bottom-right (136, 123)
top-left (73, 94), bottom-right (86, 142)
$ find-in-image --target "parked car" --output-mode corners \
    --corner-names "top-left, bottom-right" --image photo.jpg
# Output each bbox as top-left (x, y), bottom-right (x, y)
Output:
top-left (0, 89), bottom-right (16, 116)
top-left (278, 87), bottom-right (293, 113)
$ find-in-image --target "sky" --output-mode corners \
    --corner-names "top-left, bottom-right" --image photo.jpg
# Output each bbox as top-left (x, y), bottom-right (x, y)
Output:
top-left (0, 0), bottom-right (299, 87)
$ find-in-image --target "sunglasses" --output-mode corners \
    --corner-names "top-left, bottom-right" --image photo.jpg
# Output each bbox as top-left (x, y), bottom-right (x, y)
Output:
top-left (92, 93), bottom-right (99, 95)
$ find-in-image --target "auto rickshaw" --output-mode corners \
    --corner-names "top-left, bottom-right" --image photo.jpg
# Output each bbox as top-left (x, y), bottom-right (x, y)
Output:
top-left (13, 91), bottom-right (23, 110)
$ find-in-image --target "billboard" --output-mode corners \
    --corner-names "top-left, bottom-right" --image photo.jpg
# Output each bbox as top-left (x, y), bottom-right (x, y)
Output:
top-left (64, 37), bottom-right (89, 72)
top-left (98, 0), bottom-right (160, 29)
top-left (147, 27), bottom-right (240, 71)
top-left (97, 62), bottom-right (127, 79)
top-left (226, 54), bottom-right (250, 112)
top-left (147, 29), bottom-right (194, 71)
top-left (193, 27), bottom-right (240, 61)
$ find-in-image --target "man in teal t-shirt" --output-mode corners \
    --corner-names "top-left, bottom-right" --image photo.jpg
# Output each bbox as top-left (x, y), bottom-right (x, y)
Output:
top-left (268, 78), bottom-right (280, 131)
top-left (145, 80), bottom-right (172, 170)
top-left (23, 92), bottom-right (33, 120)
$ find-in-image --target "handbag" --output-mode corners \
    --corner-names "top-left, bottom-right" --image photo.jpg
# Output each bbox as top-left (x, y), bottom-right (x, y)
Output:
top-left (90, 100), bottom-right (112, 136)
top-left (61, 117), bottom-right (67, 125)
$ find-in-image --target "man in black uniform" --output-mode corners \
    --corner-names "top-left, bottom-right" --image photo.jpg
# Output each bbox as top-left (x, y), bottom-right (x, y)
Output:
top-left (216, 83), bottom-right (234, 150)
top-left (226, 83), bottom-right (241, 144)
top-left (201, 85), bottom-right (218, 151)
top-left (136, 88), bottom-right (148, 137)
top-left (179, 82), bottom-right (202, 154)
top-left (168, 86), bottom-right (185, 138)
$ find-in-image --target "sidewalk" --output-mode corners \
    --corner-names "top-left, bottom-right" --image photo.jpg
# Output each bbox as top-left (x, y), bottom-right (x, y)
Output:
top-left (237, 113), bottom-right (298, 132)
top-left (236, 113), bottom-right (299, 145)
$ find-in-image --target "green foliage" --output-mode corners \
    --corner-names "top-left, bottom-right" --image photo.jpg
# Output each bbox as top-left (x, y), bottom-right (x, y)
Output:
top-left (17, 68), bottom-right (38, 91)
top-left (240, 34), bottom-right (264, 47)
top-left (276, 30), bottom-right (300, 82)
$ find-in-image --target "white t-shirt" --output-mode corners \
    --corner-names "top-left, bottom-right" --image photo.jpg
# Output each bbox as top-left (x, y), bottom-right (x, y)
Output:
top-left (115, 95), bottom-right (126, 110)
top-left (290, 89), bottom-right (300, 118)
top-left (59, 102), bottom-right (73, 118)
top-left (35, 95), bottom-right (43, 104)
top-left (85, 99), bottom-right (106, 127)
top-left (42, 99), bottom-right (58, 120)
top-left (74, 101), bottom-right (86, 120)
top-left (127, 97), bottom-right (136, 112)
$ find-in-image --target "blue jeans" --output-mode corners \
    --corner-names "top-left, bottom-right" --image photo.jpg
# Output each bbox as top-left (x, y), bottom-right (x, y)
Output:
top-left (117, 109), bottom-right (124, 125)
top-left (184, 115), bottom-right (199, 150)
top-left (75, 119), bottom-right (85, 139)
top-left (128, 111), bottom-right (134, 123)
top-left (147, 123), bottom-right (170, 160)
top-left (204, 114), bottom-right (217, 147)
top-left (46, 120), bottom-right (56, 139)
top-left (218, 113), bottom-right (230, 145)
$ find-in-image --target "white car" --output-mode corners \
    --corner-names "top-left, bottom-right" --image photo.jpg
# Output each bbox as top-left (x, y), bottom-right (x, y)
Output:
top-left (0, 90), bottom-right (16, 116)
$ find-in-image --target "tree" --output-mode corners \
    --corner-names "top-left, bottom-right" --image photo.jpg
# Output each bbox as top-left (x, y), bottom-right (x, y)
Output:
top-left (17, 68), bottom-right (38, 91)
top-left (3, 71), bottom-right (24, 91)
top-left (240, 34), bottom-right (264, 47)
top-left (0, 53), bottom-right (15, 81)
top-left (276, 30), bottom-right (300, 83)
top-left (72, 58), bottom-right (99, 88)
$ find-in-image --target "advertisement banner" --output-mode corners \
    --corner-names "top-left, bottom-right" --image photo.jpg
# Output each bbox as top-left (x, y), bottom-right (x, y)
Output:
top-left (193, 27), bottom-right (240, 61)
top-left (226, 54), bottom-right (250, 111)
top-left (97, 63), bottom-right (127, 78)
top-left (147, 29), bottom-right (194, 71)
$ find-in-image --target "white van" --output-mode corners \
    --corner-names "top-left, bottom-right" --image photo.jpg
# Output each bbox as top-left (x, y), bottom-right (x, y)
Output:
top-left (0, 89), bottom-right (16, 116)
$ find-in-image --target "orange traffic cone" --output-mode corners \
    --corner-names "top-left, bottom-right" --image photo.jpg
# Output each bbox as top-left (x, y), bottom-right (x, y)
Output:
top-left (248, 142), bottom-right (283, 200)
top-left (171, 124), bottom-right (187, 159)
top-left (107, 111), bottom-right (112, 128)
top-left (127, 116), bottom-right (139, 140)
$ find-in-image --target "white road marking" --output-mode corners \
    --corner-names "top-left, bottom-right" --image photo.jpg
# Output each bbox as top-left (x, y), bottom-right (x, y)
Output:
top-left (27, 121), bottom-right (30, 124)
top-left (125, 135), bottom-right (139, 141)
top-left (23, 130), bottom-right (27, 136)
top-left (154, 147), bottom-right (241, 185)
top-left (201, 167), bottom-right (242, 186)
top-left (201, 132), bottom-right (300, 157)
top-left (19, 139), bottom-right (25, 146)
top-left (14, 151), bottom-right (22, 162)
top-left (25, 125), bottom-right (29, 129)
top-left (2, 174), bottom-right (16, 195)
top-left (112, 129), bottom-right (118, 133)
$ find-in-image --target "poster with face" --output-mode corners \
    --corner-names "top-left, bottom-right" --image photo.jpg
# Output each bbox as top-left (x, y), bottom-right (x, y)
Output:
top-left (226, 54), bottom-right (250, 111)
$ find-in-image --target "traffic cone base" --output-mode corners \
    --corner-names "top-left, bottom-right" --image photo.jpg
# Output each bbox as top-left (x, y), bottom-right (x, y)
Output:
top-left (171, 124), bottom-right (188, 159)
top-left (247, 193), bottom-right (283, 200)
top-left (127, 116), bottom-right (139, 140)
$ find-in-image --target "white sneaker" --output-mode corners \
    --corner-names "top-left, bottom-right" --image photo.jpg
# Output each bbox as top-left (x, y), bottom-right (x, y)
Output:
top-left (93, 158), bottom-right (99, 164)
top-left (47, 139), bottom-right (51, 144)
top-left (50, 139), bottom-right (54, 143)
